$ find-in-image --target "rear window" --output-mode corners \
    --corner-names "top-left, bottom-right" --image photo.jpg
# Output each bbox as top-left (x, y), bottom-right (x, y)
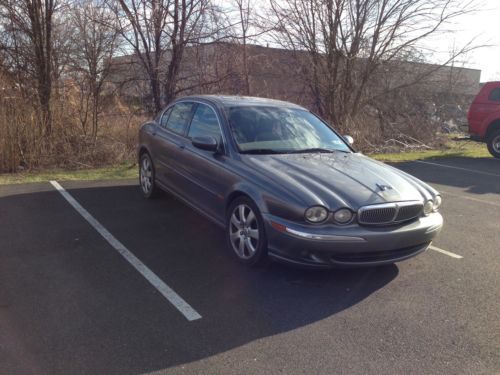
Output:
top-left (489, 87), bottom-right (500, 101)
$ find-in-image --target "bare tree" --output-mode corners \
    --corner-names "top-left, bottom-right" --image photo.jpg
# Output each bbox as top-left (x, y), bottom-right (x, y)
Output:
top-left (268, 0), bottom-right (478, 132)
top-left (234, 0), bottom-right (251, 95)
top-left (0, 0), bottom-right (58, 134)
top-left (109, 0), bottom-right (212, 113)
top-left (69, 0), bottom-right (119, 140)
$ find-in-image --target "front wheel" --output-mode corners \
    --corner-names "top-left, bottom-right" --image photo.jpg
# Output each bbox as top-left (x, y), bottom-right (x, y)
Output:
top-left (487, 130), bottom-right (500, 158)
top-left (226, 197), bottom-right (268, 266)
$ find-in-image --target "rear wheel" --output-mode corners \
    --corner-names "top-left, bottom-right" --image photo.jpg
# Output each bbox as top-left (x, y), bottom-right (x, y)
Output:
top-left (139, 153), bottom-right (161, 198)
top-left (487, 130), bottom-right (500, 158)
top-left (226, 197), bottom-right (268, 266)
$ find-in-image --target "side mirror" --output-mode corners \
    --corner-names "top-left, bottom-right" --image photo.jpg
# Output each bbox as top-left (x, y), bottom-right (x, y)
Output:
top-left (343, 135), bottom-right (354, 146)
top-left (192, 136), bottom-right (219, 152)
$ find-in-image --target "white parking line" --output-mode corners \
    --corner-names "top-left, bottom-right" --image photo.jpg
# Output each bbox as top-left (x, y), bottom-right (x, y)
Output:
top-left (49, 180), bottom-right (202, 321)
top-left (415, 160), bottom-right (500, 178)
top-left (429, 245), bottom-right (463, 259)
top-left (440, 189), bottom-right (500, 207)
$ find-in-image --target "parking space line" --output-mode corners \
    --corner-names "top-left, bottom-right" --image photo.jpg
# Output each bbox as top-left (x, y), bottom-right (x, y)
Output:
top-left (49, 180), bottom-right (202, 321)
top-left (440, 189), bottom-right (500, 207)
top-left (429, 245), bottom-right (463, 259)
top-left (415, 160), bottom-right (500, 177)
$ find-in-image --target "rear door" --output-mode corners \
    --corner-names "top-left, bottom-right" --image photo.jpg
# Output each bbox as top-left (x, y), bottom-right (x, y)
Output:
top-left (151, 102), bottom-right (195, 192)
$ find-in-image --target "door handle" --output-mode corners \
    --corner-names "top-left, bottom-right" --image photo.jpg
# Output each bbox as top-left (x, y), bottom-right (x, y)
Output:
top-left (178, 144), bottom-right (185, 150)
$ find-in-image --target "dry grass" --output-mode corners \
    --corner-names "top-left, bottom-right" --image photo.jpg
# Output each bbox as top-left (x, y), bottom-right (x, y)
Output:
top-left (370, 136), bottom-right (490, 162)
top-left (0, 163), bottom-right (137, 185)
top-left (0, 78), bottom-right (145, 174)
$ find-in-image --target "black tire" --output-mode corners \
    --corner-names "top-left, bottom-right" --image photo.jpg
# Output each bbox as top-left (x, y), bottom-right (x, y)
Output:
top-left (487, 130), bottom-right (500, 158)
top-left (226, 196), bottom-right (268, 266)
top-left (139, 152), bottom-right (161, 199)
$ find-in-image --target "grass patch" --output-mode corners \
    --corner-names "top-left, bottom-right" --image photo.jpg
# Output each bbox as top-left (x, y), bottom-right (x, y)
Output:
top-left (0, 163), bottom-right (138, 185)
top-left (370, 138), bottom-right (491, 162)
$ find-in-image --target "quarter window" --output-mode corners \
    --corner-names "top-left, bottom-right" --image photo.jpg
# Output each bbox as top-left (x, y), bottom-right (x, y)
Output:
top-left (188, 104), bottom-right (222, 141)
top-left (489, 87), bottom-right (500, 101)
top-left (165, 102), bottom-right (195, 134)
top-left (159, 107), bottom-right (172, 129)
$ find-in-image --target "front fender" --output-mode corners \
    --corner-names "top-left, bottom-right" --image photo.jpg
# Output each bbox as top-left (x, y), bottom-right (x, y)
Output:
top-left (226, 182), bottom-right (307, 223)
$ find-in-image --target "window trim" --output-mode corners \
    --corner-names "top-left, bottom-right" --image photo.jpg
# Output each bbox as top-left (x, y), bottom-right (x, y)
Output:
top-left (155, 99), bottom-right (228, 153)
top-left (162, 101), bottom-right (196, 136)
top-left (158, 106), bottom-right (173, 129)
top-left (186, 102), bottom-right (225, 141)
top-left (179, 100), bottom-right (228, 152)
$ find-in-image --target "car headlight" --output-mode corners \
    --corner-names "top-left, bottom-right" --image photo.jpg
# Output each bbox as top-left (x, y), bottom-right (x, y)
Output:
top-left (423, 200), bottom-right (434, 216)
top-left (433, 195), bottom-right (442, 211)
top-left (333, 208), bottom-right (353, 224)
top-left (305, 206), bottom-right (329, 223)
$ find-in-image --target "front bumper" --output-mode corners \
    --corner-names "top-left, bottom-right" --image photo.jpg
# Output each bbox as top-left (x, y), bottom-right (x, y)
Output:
top-left (263, 213), bottom-right (443, 268)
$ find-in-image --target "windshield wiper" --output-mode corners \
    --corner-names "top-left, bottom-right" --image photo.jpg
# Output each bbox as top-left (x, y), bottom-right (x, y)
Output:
top-left (240, 149), bottom-right (286, 154)
top-left (286, 148), bottom-right (336, 154)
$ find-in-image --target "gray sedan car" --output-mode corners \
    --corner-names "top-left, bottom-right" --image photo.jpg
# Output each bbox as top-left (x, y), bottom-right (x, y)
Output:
top-left (138, 95), bottom-right (443, 268)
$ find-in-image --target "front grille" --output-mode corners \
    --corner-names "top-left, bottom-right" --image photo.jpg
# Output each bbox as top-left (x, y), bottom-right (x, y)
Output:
top-left (395, 204), bottom-right (423, 222)
top-left (359, 206), bottom-right (396, 224)
top-left (358, 201), bottom-right (423, 225)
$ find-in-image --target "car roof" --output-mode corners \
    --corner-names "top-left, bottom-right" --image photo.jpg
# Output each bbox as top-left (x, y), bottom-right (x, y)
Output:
top-left (176, 95), bottom-right (306, 110)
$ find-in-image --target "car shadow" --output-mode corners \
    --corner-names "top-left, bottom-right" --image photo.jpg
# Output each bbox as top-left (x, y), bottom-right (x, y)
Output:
top-left (64, 183), bottom-right (399, 372)
top-left (394, 157), bottom-right (500, 196)
top-left (0, 182), bottom-right (399, 374)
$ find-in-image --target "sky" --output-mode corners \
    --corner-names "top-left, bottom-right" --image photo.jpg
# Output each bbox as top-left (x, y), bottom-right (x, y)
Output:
top-left (443, 0), bottom-right (500, 82)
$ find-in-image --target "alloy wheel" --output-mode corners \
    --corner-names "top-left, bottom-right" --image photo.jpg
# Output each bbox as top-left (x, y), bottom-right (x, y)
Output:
top-left (140, 156), bottom-right (153, 194)
top-left (493, 135), bottom-right (500, 153)
top-left (229, 204), bottom-right (260, 259)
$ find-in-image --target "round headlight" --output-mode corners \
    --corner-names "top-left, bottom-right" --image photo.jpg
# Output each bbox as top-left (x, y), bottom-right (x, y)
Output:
top-left (423, 200), bottom-right (434, 216)
top-left (333, 208), bottom-right (353, 224)
top-left (305, 206), bottom-right (329, 223)
top-left (433, 195), bottom-right (442, 211)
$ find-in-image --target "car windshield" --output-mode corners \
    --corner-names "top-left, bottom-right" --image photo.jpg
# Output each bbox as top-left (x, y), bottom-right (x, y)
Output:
top-left (227, 106), bottom-right (351, 154)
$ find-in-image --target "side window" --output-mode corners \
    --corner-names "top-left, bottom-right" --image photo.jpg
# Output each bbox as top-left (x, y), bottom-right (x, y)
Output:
top-left (159, 107), bottom-right (172, 129)
top-left (187, 104), bottom-right (222, 141)
top-left (489, 88), bottom-right (500, 101)
top-left (165, 102), bottom-right (195, 135)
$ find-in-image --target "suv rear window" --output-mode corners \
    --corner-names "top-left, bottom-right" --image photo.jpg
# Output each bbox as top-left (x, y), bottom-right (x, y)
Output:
top-left (489, 87), bottom-right (500, 101)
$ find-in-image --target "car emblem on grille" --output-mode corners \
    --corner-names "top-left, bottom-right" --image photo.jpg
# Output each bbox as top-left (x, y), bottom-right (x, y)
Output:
top-left (376, 183), bottom-right (393, 191)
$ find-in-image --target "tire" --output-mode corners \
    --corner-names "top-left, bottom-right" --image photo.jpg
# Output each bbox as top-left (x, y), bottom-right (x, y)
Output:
top-left (226, 196), bottom-right (268, 266)
top-left (139, 152), bottom-right (161, 199)
top-left (487, 130), bottom-right (500, 158)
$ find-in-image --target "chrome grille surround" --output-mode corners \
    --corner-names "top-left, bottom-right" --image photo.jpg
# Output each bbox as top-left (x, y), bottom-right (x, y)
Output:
top-left (358, 201), bottom-right (423, 225)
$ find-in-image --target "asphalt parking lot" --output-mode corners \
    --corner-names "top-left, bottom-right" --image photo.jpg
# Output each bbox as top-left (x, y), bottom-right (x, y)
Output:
top-left (1, 157), bottom-right (499, 374)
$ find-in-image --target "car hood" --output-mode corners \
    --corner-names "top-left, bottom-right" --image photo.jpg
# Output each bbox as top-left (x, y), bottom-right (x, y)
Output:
top-left (241, 152), bottom-right (435, 210)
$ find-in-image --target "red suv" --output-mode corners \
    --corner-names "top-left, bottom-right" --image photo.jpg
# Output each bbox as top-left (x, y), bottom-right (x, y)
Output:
top-left (468, 81), bottom-right (500, 158)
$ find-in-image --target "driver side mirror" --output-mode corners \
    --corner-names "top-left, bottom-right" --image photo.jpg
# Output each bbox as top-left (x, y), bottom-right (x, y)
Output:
top-left (343, 135), bottom-right (354, 146)
top-left (192, 136), bottom-right (219, 152)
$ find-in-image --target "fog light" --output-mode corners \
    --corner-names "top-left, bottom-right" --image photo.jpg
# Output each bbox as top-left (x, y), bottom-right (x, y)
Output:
top-left (305, 206), bottom-right (328, 223)
top-left (423, 200), bottom-right (434, 216)
top-left (333, 208), bottom-right (353, 224)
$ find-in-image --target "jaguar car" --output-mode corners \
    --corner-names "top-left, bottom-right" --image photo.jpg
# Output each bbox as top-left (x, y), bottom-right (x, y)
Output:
top-left (138, 95), bottom-right (443, 268)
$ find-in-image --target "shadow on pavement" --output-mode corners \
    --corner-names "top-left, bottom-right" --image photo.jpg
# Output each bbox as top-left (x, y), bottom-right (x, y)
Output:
top-left (0, 183), bottom-right (398, 374)
top-left (395, 157), bottom-right (500, 196)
